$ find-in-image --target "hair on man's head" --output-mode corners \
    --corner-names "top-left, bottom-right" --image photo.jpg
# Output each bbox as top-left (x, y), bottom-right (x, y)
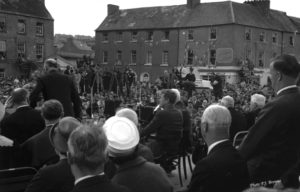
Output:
top-left (161, 89), bottom-right (177, 104)
top-left (41, 99), bottom-right (64, 121)
top-left (272, 54), bottom-right (300, 78)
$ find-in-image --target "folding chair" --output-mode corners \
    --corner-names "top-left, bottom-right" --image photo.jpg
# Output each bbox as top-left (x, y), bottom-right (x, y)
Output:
top-left (0, 167), bottom-right (37, 192)
top-left (233, 131), bottom-right (249, 147)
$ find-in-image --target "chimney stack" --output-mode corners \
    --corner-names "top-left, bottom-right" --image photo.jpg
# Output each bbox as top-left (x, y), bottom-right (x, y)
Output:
top-left (187, 0), bottom-right (200, 9)
top-left (107, 4), bottom-right (119, 16)
top-left (244, 0), bottom-right (270, 15)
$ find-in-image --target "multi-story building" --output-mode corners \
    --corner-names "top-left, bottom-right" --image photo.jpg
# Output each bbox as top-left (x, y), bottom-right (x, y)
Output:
top-left (0, 0), bottom-right (54, 76)
top-left (95, 0), bottom-right (300, 85)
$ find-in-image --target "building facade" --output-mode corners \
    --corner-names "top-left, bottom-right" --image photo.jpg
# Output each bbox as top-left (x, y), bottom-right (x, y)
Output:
top-left (95, 0), bottom-right (300, 85)
top-left (0, 0), bottom-right (54, 76)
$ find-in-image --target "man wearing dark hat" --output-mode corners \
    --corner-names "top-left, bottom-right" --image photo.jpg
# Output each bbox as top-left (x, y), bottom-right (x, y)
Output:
top-left (25, 117), bottom-right (81, 192)
top-left (30, 58), bottom-right (82, 119)
top-left (103, 116), bottom-right (173, 192)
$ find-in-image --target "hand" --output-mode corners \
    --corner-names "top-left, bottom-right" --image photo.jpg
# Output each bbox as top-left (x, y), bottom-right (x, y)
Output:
top-left (0, 135), bottom-right (13, 147)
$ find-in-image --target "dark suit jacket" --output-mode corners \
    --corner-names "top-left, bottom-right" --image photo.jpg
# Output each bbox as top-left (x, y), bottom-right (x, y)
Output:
top-left (188, 141), bottom-right (250, 192)
top-left (25, 159), bottom-right (74, 192)
top-left (228, 107), bottom-right (247, 141)
top-left (141, 104), bottom-right (183, 154)
top-left (245, 108), bottom-right (261, 130)
top-left (29, 71), bottom-right (82, 119)
top-left (21, 125), bottom-right (59, 169)
top-left (0, 106), bottom-right (45, 145)
top-left (239, 87), bottom-right (300, 183)
top-left (71, 175), bottom-right (131, 192)
top-left (112, 157), bottom-right (173, 192)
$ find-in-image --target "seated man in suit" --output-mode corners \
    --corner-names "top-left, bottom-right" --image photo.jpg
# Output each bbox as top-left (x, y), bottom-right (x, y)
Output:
top-left (22, 99), bottom-right (64, 169)
top-left (67, 124), bottom-right (130, 192)
top-left (141, 89), bottom-right (183, 158)
top-left (188, 104), bottom-right (249, 192)
top-left (221, 95), bottom-right (247, 141)
top-left (104, 116), bottom-right (173, 192)
top-left (245, 94), bottom-right (266, 129)
top-left (238, 54), bottom-right (300, 183)
top-left (25, 117), bottom-right (81, 192)
top-left (0, 88), bottom-right (45, 168)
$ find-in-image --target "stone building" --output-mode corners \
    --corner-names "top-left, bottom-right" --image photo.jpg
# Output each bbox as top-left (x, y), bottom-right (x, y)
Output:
top-left (95, 0), bottom-right (300, 85)
top-left (0, 0), bottom-right (54, 76)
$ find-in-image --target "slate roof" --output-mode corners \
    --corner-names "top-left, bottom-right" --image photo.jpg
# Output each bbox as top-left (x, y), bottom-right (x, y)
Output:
top-left (97, 1), bottom-right (298, 33)
top-left (58, 37), bottom-right (94, 59)
top-left (0, 0), bottom-right (53, 20)
top-left (289, 16), bottom-right (300, 32)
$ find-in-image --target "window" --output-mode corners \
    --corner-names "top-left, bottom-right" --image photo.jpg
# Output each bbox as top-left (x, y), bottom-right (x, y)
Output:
top-left (131, 31), bottom-right (138, 41)
top-left (18, 20), bottom-right (26, 34)
top-left (272, 52), bottom-right (277, 58)
top-left (210, 49), bottom-right (216, 65)
top-left (187, 50), bottom-right (194, 65)
top-left (131, 50), bottom-right (137, 65)
top-left (116, 50), bottom-right (122, 65)
top-left (0, 17), bottom-right (6, 33)
top-left (245, 28), bottom-right (251, 41)
top-left (36, 22), bottom-right (44, 36)
top-left (187, 30), bottom-right (194, 40)
top-left (289, 36), bottom-right (294, 46)
top-left (210, 28), bottom-right (217, 40)
top-left (36, 44), bottom-right (44, 61)
top-left (102, 51), bottom-right (108, 63)
top-left (17, 42), bottom-right (26, 59)
top-left (245, 47), bottom-right (252, 60)
top-left (147, 31), bottom-right (153, 41)
top-left (162, 51), bottom-right (169, 65)
top-left (258, 51), bottom-right (264, 67)
top-left (103, 33), bottom-right (108, 42)
top-left (259, 32), bottom-right (266, 42)
top-left (0, 68), bottom-right (4, 77)
top-left (272, 33), bottom-right (278, 44)
top-left (163, 31), bottom-right (170, 40)
top-left (146, 51), bottom-right (152, 65)
top-left (0, 41), bottom-right (6, 60)
top-left (116, 31), bottom-right (122, 42)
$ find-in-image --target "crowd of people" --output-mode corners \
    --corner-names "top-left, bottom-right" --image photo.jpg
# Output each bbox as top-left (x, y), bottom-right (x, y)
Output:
top-left (0, 54), bottom-right (300, 192)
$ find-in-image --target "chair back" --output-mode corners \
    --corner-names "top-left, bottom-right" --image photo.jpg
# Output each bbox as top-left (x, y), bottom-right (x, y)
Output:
top-left (0, 167), bottom-right (37, 192)
top-left (233, 131), bottom-right (248, 147)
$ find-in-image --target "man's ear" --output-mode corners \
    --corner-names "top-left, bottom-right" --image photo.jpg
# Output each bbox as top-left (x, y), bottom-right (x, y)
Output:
top-left (277, 72), bottom-right (283, 81)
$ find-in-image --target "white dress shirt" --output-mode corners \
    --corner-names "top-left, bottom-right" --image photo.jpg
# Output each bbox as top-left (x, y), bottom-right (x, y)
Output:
top-left (276, 85), bottom-right (297, 95)
top-left (207, 139), bottom-right (228, 154)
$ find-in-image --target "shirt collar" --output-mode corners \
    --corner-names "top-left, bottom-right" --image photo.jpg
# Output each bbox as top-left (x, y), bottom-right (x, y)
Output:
top-left (74, 172), bottom-right (104, 185)
top-left (276, 85), bottom-right (297, 95)
top-left (16, 105), bottom-right (29, 109)
top-left (208, 139), bottom-right (228, 154)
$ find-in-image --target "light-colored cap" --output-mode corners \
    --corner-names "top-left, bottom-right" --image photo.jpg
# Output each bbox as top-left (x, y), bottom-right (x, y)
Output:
top-left (103, 116), bottom-right (139, 157)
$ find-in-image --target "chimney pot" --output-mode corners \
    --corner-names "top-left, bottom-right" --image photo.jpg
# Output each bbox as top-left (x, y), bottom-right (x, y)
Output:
top-left (108, 4), bottom-right (119, 16)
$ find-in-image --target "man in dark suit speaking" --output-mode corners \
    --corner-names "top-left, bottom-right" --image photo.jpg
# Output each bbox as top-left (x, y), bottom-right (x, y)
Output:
top-left (239, 54), bottom-right (300, 184)
top-left (30, 59), bottom-right (82, 120)
top-left (188, 104), bottom-right (249, 192)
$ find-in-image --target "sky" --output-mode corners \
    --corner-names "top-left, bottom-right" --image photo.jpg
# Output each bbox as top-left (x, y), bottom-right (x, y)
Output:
top-left (45, 0), bottom-right (300, 37)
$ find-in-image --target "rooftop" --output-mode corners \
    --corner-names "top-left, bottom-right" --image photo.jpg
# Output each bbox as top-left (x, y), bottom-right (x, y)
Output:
top-left (97, 1), bottom-right (298, 33)
top-left (0, 0), bottom-right (53, 20)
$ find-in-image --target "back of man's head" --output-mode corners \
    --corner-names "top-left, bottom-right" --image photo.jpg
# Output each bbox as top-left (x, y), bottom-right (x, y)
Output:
top-left (44, 58), bottom-right (58, 72)
top-left (41, 99), bottom-right (64, 121)
top-left (68, 124), bottom-right (108, 172)
top-left (50, 117), bottom-right (81, 155)
top-left (272, 54), bottom-right (300, 79)
top-left (201, 104), bottom-right (231, 142)
top-left (162, 89), bottom-right (177, 105)
top-left (221, 95), bottom-right (234, 108)
top-left (250, 94), bottom-right (266, 109)
top-left (115, 108), bottom-right (138, 126)
top-left (11, 88), bottom-right (28, 106)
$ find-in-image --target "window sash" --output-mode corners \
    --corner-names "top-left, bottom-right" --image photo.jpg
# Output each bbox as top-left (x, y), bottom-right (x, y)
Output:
top-left (162, 51), bottom-right (168, 64)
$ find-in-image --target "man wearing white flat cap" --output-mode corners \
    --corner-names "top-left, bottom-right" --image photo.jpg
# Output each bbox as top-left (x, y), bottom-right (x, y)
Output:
top-left (103, 116), bottom-right (173, 192)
